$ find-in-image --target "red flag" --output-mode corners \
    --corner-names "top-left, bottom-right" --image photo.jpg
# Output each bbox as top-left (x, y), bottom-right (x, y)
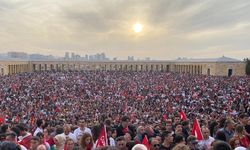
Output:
top-left (191, 118), bottom-right (203, 140)
top-left (142, 135), bottom-right (150, 150)
top-left (96, 125), bottom-right (108, 148)
top-left (180, 111), bottom-right (187, 121)
top-left (0, 114), bottom-right (5, 124)
top-left (162, 114), bottom-right (167, 121)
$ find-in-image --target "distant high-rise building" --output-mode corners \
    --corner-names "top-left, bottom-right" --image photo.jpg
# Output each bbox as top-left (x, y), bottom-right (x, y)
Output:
top-left (85, 54), bottom-right (88, 60)
top-left (65, 52), bottom-right (70, 60)
top-left (7, 52), bottom-right (28, 59)
top-left (100, 53), bottom-right (106, 60)
top-left (71, 53), bottom-right (75, 60)
top-left (128, 56), bottom-right (134, 61)
top-left (75, 55), bottom-right (81, 60)
top-left (89, 55), bottom-right (94, 60)
top-left (29, 54), bottom-right (55, 60)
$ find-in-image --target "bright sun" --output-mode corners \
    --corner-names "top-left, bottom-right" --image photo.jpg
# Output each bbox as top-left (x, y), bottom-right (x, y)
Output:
top-left (133, 22), bottom-right (143, 33)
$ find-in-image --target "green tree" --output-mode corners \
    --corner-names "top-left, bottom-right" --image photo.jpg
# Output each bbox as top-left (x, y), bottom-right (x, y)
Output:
top-left (245, 58), bottom-right (250, 75)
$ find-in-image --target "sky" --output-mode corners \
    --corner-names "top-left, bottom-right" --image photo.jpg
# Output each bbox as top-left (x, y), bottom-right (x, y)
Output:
top-left (0, 0), bottom-right (250, 60)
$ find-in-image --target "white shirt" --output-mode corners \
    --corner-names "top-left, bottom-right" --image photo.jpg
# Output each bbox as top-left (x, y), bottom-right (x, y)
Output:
top-left (109, 137), bottom-right (115, 146)
top-left (18, 132), bottom-right (31, 141)
top-left (33, 127), bottom-right (43, 136)
top-left (199, 136), bottom-right (215, 149)
top-left (60, 132), bottom-right (77, 143)
top-left (20, 145), bottom-right (27, 150)
top-left (45, 142), bottom-right (51, 150)
top-left (73, 127), bottom-right (92, 138)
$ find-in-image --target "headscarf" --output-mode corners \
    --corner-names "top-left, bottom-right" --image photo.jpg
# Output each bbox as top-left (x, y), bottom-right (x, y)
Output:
top-left (54, 134), bottom-right (66, 150)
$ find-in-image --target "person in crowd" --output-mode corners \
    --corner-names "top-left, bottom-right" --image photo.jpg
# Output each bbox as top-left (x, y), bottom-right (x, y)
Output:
top-left (16, 123), bottom-right (32, 149)
top-left (0, 141), bottom-right (22, 150)
top-left (182, 121), bottom-right (190, 141)
top-left (116, 136), bottom-right (127, 150)
top-left (159, 131), bottom-right (174, 150)
top-left (229, 137), bottom-right (241, 149)
top-left (172, 143), bottom-right (190, 150)
top-left (220, 119), bottom-right (235, 142)
top-left (80, 133), bottom-right (93, 150)
top-left (238, 114), bottom-right (250, 137)
top-left (215, 130), bottom-right (227, 142)
top-left (134, 126), bottom-right (145, 144)
top-left (36, 132), bottom-right (51, 150)
top-left (37, 144), bottom-right (47, 150)
top-left (124, 132), bottom-right (132, 143)
top-left (131, 144), bottom-right (147, 150)
top-left (76, 135), bottom-right (83, 147)
top-left (34, 119), bottom-right (44, 136)
top-left (61, 124), bottom-right (77, 143)
top-left (198, 126), bottom-right (215, 149)
top-left (174, 134), bottom-right (185, 145)
top-left (52, 134), bottom-right (66, 150)
top-left (233, 125), bottom-right (250, 148)
top-left (5, 132), bottom-right (27, 150)
top-left (74, 120), bottom-right (92, 138)
top-left (149, 138), bottom-right (161, 150)
top-left (186, 135), bottom-right (199, 150)
top-left (174, 124), bottom-right (183, 137)
top-left (116, 116), bottom-right (134, 138)
top-left (107, 127), bottom-right (116, 146)
top-left (212, 141), bottom-right (232, 150)
top-left (30, 136), bottom-right (40, 150)
top-left (65, 138), bottom-right (75, 150)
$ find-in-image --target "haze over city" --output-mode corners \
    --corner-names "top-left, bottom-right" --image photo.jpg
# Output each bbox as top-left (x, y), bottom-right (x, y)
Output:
top-left (0, 0), bottom-right (250, 60)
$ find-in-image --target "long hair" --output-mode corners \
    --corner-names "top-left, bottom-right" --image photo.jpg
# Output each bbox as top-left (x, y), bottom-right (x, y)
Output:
top-left (80, 133), bottom-right (93, 149)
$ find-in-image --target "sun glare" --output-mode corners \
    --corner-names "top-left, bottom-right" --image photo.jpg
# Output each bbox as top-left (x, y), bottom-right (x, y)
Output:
top-left (133, 22), bottom-right (143, 33)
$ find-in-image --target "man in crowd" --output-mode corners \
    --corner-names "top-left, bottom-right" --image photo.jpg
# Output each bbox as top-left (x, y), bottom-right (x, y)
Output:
top-left (61, 124), bottom-right (77, 143)
top-left (16, 124), bottom-right (32, 150)
top-left (220, 119), bottom-right (235, 142)
top-left (5, 132), bottom-right (27, 150)
top-left (159, 131), bottom-right (174, 150)
top-left (34, 119), bottom-right (44, 136)
top-left (149, 137), bottom-right (161, 150)
top-left (198, 126), bottom-right (215, 149)
top-left (30, 137), bottom-right (40, 150)
top-left (74, 119), bottom-right (92, 138)
top-left (116, 116), bottom-right (135, 138)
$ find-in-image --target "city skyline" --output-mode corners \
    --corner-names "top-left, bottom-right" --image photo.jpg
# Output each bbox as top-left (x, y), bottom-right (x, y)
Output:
top-left (0, 0), bottom-right (250, 60)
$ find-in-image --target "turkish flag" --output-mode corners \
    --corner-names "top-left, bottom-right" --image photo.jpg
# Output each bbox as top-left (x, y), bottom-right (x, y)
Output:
top-left (180, 111), bottom-right (187, 121)
top-left (96, 125), bottom-right (108, 148)
top-left (142, 135), bottom-right (150, 150)
top-left (191, 118), bottom-right (203, 140)
top-left (0, 115), bottom-right (5, 124)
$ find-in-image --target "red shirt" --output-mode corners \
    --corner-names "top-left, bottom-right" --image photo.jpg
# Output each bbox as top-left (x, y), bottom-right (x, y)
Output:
top-left (240, 135), bottom-right (250, 148)
top-left (19, 134), bottom-right (32, 149)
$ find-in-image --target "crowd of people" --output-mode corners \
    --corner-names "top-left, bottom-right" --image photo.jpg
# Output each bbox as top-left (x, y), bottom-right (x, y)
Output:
top-left (0, 71), bottom-right (249, 150)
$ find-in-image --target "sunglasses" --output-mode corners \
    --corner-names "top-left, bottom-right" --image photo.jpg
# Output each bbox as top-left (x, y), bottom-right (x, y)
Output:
top-left (153, 144), bottom-right (161, 148)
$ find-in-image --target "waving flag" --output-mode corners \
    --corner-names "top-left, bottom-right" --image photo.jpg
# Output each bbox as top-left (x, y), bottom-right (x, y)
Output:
top-left (96, 125), bottom-right (108, 148)
top-left (180, 111), bottom-right (187, 121)
top-left (142, 135), bottom-right (150, 150)
top-left (192, 118), bottom-right (203, 140)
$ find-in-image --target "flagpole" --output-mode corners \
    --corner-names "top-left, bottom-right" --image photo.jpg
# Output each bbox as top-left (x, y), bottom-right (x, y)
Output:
top-left (196, 118), bottom-right (204, 140)
top-left (104, 125), bottom-right (108, 146)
